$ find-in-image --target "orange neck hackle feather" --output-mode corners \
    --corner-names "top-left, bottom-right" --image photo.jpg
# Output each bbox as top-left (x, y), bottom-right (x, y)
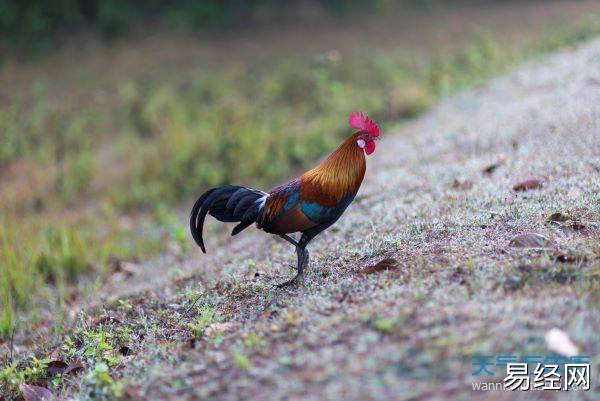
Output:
top-left (300, 132), bottom-right (366, 207)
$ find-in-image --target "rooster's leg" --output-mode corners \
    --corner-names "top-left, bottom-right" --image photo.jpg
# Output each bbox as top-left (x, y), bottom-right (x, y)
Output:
top-left (275, 233), bottom-right (313, 288)
top-left (275, 246), bottom-right (306, 288)
top-left (276, 248), bottom-right (304, 287)
top-left (278, 234), bottom-right (299, 248)
top-left (278, 234), bottom-right (301, 271)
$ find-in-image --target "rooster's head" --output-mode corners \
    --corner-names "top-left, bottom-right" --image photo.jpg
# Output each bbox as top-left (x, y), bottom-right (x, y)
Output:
top-left (349, 111), bottom-right (380, 155)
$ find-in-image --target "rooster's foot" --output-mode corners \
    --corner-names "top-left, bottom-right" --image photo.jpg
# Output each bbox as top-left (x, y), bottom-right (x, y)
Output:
top-left (274, 273), bottom-right (303, 288)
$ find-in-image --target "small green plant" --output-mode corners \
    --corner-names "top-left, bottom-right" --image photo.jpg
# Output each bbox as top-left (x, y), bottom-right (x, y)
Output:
top-left (82, 362), bottom-right (125, 398)
top-left (244, 332), bottom-right (265, 349)
top-left (372, 318), bottom-right (393, 333)
top-left (118, 299), bottom-right (132, 309)
top-left (84, 330), bottom-right (113, 360)
top-left (0, 357), bottom-right (50, 397)
top-left (233, 351), bottom-right (252, 371)
top-left (189, 305), bottom-right (217, 338)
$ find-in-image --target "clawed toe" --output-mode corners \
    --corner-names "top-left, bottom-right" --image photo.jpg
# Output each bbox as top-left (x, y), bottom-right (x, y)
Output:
top-left (274, 274), bottom-right (303, 288)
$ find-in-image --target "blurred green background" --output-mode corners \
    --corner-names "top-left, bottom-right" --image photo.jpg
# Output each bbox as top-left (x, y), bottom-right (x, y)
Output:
top-left (2, 0), bottom-right (600, 338)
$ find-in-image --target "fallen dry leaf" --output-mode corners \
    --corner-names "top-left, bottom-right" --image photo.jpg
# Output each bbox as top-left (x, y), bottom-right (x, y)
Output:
top-left (63, 363), bottom-right (85, 375)
top-left (46, 361), bottom-right (68, 376)
top-left (360, 258), bottom-right (400, 274)
top-left (93, 315), bottom-right (123, 326)
top-left (47, 361), bottom-right (84, 376)
top-left (20, 384), bottom-right (54, 401)
top-left (546, 212), bottom-right (586, 231)
top-left (513, 178), bottom-right (543, 191)
top-left (508, 233), bottom-right (552, 248)
top-left (545, 328), bottom-right (579, 357)
top-left (546, 212), bottom-right (571, 223)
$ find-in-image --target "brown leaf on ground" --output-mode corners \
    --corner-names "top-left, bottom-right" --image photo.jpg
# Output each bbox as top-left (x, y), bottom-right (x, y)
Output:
top-left (508, 233), bottom-right (552, 248)
top-left (93, 315), bottom-right (123, 326)
top-left (360, 258), bottom-right (400, 274)
top-left (47, 361), bottom-right (68, 376)
top-left (513, 178), bottom-right (543, 191)
top-left (546, 212), bottom-right (586, 231)
top-left (63, 363), bottom-right (85, 375)
top-left (547, 212), bottom-right (571, 223)
top-left (47, 360), bottom-right (84, 376)
top-left (20, 384), bottom-right (54, 401)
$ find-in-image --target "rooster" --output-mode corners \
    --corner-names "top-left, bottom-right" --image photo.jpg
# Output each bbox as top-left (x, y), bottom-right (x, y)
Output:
top-left (190, 112), bottom-right (380, 287)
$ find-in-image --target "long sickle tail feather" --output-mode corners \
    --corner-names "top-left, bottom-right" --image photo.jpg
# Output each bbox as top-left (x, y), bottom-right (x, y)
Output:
top-left (190, 185), bottom-right (266, 253)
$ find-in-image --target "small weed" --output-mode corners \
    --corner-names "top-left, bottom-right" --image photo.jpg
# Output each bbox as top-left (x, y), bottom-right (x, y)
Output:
top-left (118, 299), bottom-right (132, 309)
top-left (372, 318), bottom-right (394, 333)
top-left (0, 357), bottom-right (50, 397)
top-left (282, 311), bottom-right (301, 327)
top-left (244, 332), bottom-right (265, 349)
top-left (233, 351), bottom-right (252, 371)
top-left (82, 362), bottom-right (125, 398)
top-left (189, 306), bottom-right (217, 338)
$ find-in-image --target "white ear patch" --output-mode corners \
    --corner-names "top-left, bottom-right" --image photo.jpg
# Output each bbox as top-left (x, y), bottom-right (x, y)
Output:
top-left (357, 139), bottom-right (366, 148)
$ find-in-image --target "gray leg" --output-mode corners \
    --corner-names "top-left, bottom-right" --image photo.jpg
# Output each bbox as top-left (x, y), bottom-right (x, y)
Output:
top-left (278, 234), bottom-right (300, 271)
top-left (275, 232), bottom-right (313, 288)
top-left (278, 234), bottom-right (299, 248)
top-left (275, 246), bottom-right (306, 288)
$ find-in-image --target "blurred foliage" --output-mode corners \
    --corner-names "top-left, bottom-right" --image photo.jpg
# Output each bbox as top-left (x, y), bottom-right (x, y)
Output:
top-left (2, 13), bottom-right (600, 339)
top-left (0, 0), bottom-right (422, 52)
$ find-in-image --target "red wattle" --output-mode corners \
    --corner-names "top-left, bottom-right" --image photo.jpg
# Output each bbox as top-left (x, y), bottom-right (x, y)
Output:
top-left (365, 140), bottom-right (376, 155)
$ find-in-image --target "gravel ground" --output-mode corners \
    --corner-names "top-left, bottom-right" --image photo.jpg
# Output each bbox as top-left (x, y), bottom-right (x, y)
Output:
top-left (73, 38), bottom-right (600, 400)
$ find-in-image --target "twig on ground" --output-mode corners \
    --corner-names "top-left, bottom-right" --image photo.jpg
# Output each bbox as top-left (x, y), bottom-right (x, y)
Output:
top-left (181, 294), bottom-right (202, 321)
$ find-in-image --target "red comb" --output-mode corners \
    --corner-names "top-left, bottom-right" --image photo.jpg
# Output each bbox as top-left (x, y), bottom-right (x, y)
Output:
top-left (349, 111), bottom-right (380, 137)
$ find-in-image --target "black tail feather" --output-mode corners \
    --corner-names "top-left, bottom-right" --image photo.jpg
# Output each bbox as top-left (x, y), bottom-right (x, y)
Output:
top-left (190, 185), bottom-right (265, 253)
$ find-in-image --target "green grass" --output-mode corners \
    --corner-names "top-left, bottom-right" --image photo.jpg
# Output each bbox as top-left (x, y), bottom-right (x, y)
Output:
top-left (0, 213), bottom-right (164, 338)
top-left (2, 14), bottom-right (600, 341)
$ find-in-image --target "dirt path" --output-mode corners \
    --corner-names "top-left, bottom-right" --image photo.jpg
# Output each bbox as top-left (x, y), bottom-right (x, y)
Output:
top-left (71, 38), bottom-right (600, 400)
